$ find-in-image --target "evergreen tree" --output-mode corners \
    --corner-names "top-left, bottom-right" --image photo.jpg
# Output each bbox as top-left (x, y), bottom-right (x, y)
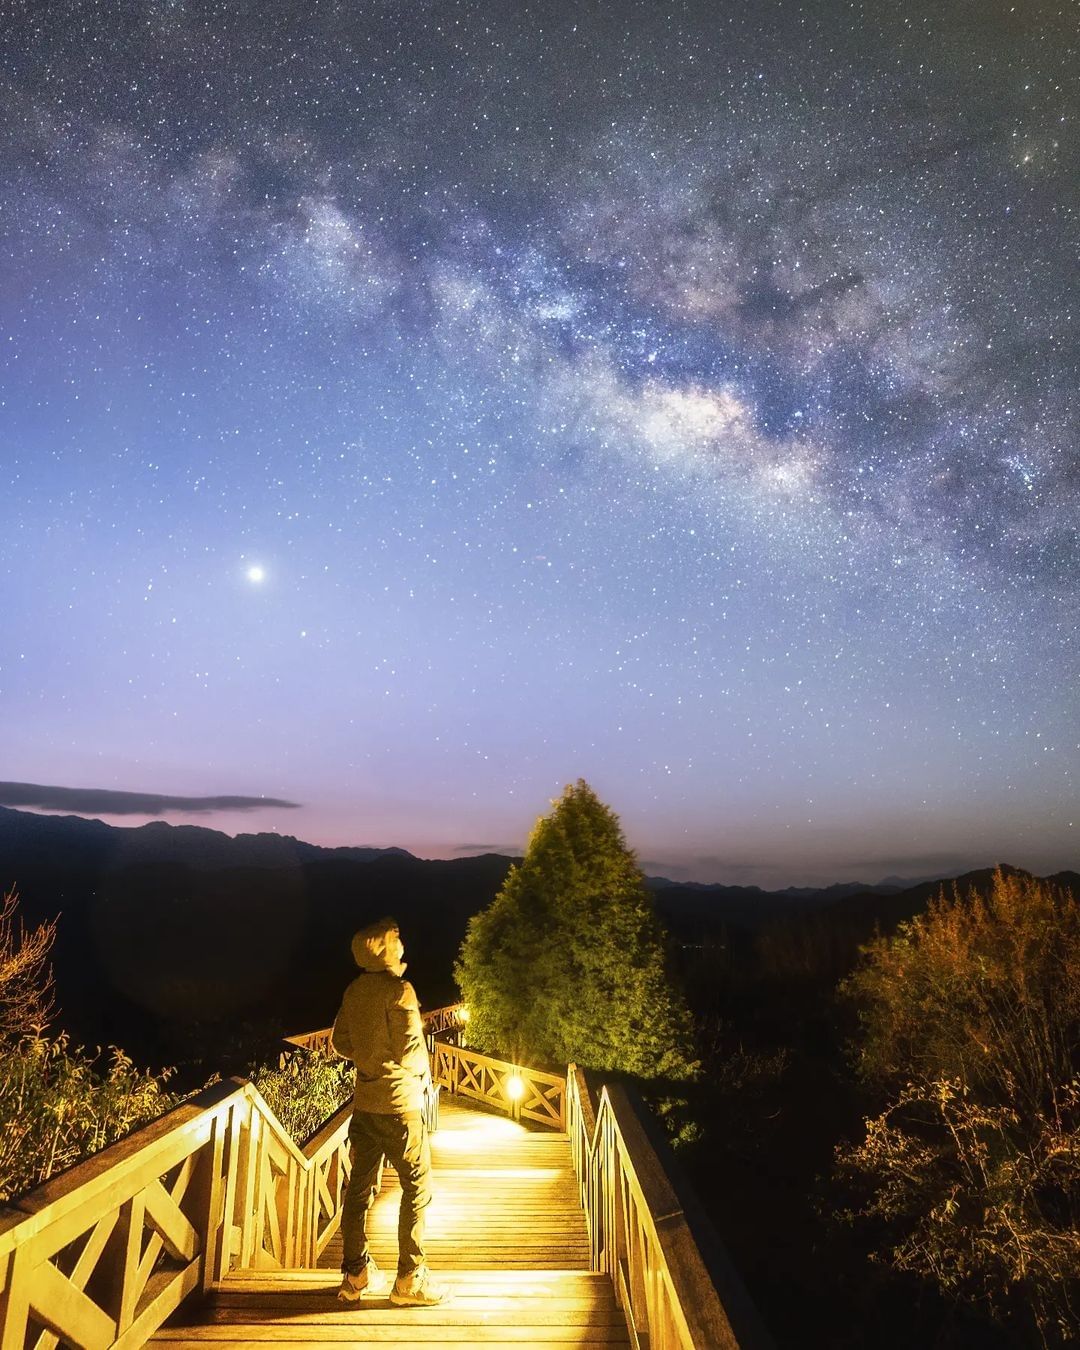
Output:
top-left (455, 780), bottom-right (697, 1079)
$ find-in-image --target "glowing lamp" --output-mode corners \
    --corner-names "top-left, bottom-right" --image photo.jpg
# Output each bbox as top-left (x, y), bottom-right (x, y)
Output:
top-left (506, 1075), bottom-right (526, 1102)
top-left (457, 1006), bottom-right (471, 1024)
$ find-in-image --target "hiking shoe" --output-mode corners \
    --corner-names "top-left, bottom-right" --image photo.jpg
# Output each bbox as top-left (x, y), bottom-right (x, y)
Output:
top-left (389, 1265), bottom-right (448, 1306)
top-left (337, 1259), bottom-right (384, 1302)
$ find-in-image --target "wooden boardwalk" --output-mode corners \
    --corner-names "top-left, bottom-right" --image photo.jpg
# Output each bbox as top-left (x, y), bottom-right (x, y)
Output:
top-left (150, 1099), bottom-right (628, 1347)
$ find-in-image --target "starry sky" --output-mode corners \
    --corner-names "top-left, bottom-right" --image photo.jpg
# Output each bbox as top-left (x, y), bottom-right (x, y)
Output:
top-left (2, 0), bottom-right (1078, 886)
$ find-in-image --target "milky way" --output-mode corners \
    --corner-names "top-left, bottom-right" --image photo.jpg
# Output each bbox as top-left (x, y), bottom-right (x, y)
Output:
top-left (2, 1), bottom-right (1077, 884)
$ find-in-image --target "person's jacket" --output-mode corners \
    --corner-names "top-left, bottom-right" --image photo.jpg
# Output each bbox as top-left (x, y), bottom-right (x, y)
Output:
top-left (332, 942), bottom-right (430, 1116)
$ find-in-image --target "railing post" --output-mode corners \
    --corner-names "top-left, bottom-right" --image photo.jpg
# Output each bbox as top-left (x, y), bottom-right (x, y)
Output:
top-left (187, 1108), bottom-right (229, 1294)
top-left (0, 1249), bottom-right (31, 1350)
top-left (234, 1099), bottom-right (260, 1270)
top-left (99, 1192), bottom-right (145, 1335)
top-left (602, 1112), bottom-right (615, 1278)
top-left (216, 1097), bottom-right (243, 1280)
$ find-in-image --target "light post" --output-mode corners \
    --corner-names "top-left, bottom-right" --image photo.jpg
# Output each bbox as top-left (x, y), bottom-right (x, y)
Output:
top-left (506, 1073), bottom-right (525, 1122)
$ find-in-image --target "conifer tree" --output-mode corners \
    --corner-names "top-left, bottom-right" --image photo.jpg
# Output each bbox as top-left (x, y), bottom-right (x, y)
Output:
top-left (455, 780), bottom-right (697, 1079)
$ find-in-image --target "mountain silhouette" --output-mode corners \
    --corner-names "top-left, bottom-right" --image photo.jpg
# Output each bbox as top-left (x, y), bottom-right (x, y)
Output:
top-left (2, 805), bottom-right (1075, 1076)
top-left (0, 805), bottom-right (413, 872)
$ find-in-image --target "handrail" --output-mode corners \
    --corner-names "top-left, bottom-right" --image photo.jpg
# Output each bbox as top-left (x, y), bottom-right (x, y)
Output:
top-left (0, 1005), bottom-right (768, 1350)
top-left (565, 1069), bottom-right (773, 1350)
top-left (282, 1001), bottom-right (466, 1061)
top-left (431, 1040), bottom-right (566, 1129)
top-left (286, 1011), bottom-right (567, 1131)
top-left (0, 1077), bottom-right (354, 1350)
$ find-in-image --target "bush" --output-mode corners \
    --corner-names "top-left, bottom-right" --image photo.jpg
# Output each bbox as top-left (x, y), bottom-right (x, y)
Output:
top-left (0, 1032), bottom-right (174, 1201)
top-left (0, 888), bottom-right (55, 1040)
top-left (836, 870), bottom-right (1080, 1343)
top-left (0, 888), bottom-right (176, 1201)
top-left (251, 1050), bottom-right (354, 1143)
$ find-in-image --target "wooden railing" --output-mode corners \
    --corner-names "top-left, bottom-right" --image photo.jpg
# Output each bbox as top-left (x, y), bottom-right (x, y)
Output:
top-left (565, 1067), bottom-right (772, 1350)
top-left (0, 1078), bottom-right (353, 1350)
top-left (0, 1003), bottom-right (768, 1350)
top-left (281, 1026), bottom-right (334, 1057)
top-left (287, 1006), bottom-right (566, 1131)
top-left (283, 1002), bottom-right (466, 1061)
top-left (419, 1023), bottom-right (769, 1346)
top-left (431, 1040), bottom-right (566, 1129)
top-left (421, 1003), bottom-right (468, 1040)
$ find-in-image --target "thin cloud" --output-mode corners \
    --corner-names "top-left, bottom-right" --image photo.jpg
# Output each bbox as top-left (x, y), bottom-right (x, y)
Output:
top-left (694, 857), bottom-right (765, 876)
top-left (840, 852), bottom-right (986, 878)
top-left (0, 782), bottom-right (301, 816)
top-left (640, 860), bottom-right (694, 881)
top-left (453, 842), bottom-right (518, 855)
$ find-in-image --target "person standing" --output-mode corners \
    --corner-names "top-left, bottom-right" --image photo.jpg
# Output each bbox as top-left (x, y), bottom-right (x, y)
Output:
top-left (331, 916), bottom-right (446, 1306)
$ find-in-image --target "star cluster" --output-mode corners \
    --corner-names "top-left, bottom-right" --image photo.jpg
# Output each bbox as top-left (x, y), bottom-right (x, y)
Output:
top-left (2, 0), bottom-right (1077, 884)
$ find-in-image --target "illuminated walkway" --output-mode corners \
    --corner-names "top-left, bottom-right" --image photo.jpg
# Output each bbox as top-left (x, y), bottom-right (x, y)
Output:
top-left (151, 1098), bottom-right (628, 1347)
top-left (321, 1097), bottom-right (590, 1271)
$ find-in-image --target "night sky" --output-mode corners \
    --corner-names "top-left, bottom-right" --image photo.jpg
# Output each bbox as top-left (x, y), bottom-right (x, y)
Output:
top-left (2, 1), bottom-right (1077, 886)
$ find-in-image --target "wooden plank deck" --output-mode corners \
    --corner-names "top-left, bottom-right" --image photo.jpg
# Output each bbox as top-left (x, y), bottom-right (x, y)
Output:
top-left (150, 1270), bottom-right (628, 1347)
top-left (151, 1098), bottom-right (626, 1347)
top-left (322, 1098), bottom-right (592, 1273)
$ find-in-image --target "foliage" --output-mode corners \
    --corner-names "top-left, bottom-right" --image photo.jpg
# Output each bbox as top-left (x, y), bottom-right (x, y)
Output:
top-left (251, 1050), bottom-right (354, 1144)
top-left (455, 779), bottom-right (698, 1080)
top-left (0, 887), bottom-right (176, 1202)
top-left (836, 870), bottom-right (1080, 1342)
top-left (0, 1032), bottom-right (175, 1202)
top-left (837, 1079), bottom-right (1079, 1341)
top-left (0, 888), bottom-right (56, 1041)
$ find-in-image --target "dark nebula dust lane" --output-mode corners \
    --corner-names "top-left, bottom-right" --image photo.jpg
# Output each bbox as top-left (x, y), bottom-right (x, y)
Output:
top-left (2, 0), bottom-right (1077, 884)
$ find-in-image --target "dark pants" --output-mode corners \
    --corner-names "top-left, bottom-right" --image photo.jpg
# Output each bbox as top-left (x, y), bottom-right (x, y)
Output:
top-left (341, 1110), bottom-right (431, 1277)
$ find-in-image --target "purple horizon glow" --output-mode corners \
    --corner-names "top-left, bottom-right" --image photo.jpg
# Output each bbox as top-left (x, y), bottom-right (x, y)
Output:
top-left (3, 3), bottom-right (1077, 889)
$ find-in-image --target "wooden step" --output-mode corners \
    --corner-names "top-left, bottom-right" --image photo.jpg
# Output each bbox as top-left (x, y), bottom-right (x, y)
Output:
top-left (149, 1270), bottom-right (629, 1346)
top-left (319, 1098), bottom-right (591, 1274)
top-left (151, 1099), bottom-right (620, 1347)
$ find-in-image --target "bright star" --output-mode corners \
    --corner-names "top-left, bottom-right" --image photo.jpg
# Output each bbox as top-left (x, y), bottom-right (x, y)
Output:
top-left (246, 565), bottom-right (266, 583)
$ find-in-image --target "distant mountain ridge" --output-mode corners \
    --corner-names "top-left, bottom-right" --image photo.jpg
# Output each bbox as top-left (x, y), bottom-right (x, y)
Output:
top-left (0, 805), bottom-right (944, 898)
top-left (0, 805), bottom-right (414, 873)
top-left (1, 804), bottom-right (1076, 1075)
top-left (644, 876), bottom-right (922, 901)
top-left (0, 805), bottom-right (511, 1070)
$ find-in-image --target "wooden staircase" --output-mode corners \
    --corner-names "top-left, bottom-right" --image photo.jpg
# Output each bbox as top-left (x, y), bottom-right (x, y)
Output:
top-left (1, 1015), bottom-right (769, 1350)
top-left (321, 1100), bottom-right (591, 1271)
top-left (149, 1100), bottom-right (627, 1347)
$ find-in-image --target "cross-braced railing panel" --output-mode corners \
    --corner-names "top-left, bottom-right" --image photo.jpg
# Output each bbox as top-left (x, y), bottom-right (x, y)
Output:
top-left (305, 1110), bottom-right (353, 1262)
top-left (431, 1039), bottom-right (566, 1129)
top-left (0, 1080), bottom-right (355, 1350)
top-left (0, 1083), bottom-right (234, 1350)
top-left (421, 1004), bottom-right (466, 1039)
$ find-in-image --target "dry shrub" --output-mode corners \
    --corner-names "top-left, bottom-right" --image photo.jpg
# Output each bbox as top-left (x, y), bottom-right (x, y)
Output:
top-left (0, 1033), bottom-right (174, 1201)
top-left (0, 888), bottom-right (175, 1201)
top-left (252, 1050), bottom-right (354, 1143)
top-left (0, 889), bottom-right (55, 1040)
top-left (837, 870), bottom-right (1080, 1343)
